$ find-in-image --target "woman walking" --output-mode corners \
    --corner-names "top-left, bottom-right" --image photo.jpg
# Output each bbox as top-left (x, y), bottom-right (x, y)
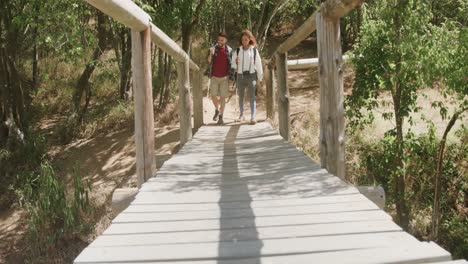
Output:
top-left (231, 30), bottom-right (263, 125)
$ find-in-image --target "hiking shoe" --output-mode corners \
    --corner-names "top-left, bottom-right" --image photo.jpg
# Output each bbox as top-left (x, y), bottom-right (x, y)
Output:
top-left (213, 109), bottom-right (219, 121)
top-left (236, 115), bottom-right (245, 123)
top-left (250, 118), bottom-right (257, 125)
top-left (217, 115), bottom-right (224, 125)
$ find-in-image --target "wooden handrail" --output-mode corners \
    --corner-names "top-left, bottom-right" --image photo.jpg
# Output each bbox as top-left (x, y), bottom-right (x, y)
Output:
top-left (272, 0), bottom-right (362, 57)
top-left (265, 0), bottom-right (363, 180)
top-left (287, 55), bottom-right (349, 70)
top-left (84, 0), bottom-right (204, 188)
top-left (85, 0), bottom-right (199, 71)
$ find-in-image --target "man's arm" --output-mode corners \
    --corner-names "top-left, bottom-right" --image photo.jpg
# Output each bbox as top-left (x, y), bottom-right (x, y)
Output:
top-left (255, 50), bottom-right (263, 82)
top-left (208, 47), bottom-right (214, 63)
top-left (231, 50), bottom-right (238, 70)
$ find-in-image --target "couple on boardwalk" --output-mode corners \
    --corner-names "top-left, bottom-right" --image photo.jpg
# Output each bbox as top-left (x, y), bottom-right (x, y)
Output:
top-left (207, 30), bottom-right (264, 125)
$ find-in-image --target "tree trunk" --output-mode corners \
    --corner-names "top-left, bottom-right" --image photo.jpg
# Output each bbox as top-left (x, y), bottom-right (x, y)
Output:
top-left (32, 2), bottom-right (39, 90)
top-left (160, 54), bottom-right (173, 110)
top-left (391, 1), bottom-right (410, 231)
top-left (257, 0), bottom-right (292, 51)
top-left (73, 11), bottom-right (107, 123)
top-left (181, 0), bottom-right (206, 53)
top-left (32, 27), bottom-right (38, 90)
top-left (254, 0), bottom-right (268, 37)
top-left (116, 28), bottom-right (132, 100)
top-left (157, 50), bottom-right (165, 109)
top-left (431, 107), bottom-right (467, 240)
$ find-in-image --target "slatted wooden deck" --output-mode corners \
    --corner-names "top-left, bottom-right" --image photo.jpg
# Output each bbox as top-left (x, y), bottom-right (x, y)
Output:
top-left (74, 122), bottom-right (465, 264)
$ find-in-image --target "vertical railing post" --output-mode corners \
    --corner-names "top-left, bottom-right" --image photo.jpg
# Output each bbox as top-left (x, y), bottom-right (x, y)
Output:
top-left (266, 64), bottom-right (276, 120)
top-left (192, 70), bottom-right (204, 130)
top-left (317, 10), bottom-right (345, 179)
top-left (275, 52), bottom-right (290, 141)
top-left (177, 58), bottom-right (193, 145)
top-left (131, 26), bottom-right (155, 188)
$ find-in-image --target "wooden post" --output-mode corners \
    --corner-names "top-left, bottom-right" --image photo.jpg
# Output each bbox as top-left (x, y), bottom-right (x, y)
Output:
top-left (131, 26), bottom-right (155, 188)
top-left (177, 58), bottom-right (193, 145)
top-left (275, 52), bottom-right (290, 141)
top-left (266, 66), bottom-right (276, 120)
top-left (317, 11), bottom-right (345, 179)
top-left (192, 70), bottom-right (204, 130)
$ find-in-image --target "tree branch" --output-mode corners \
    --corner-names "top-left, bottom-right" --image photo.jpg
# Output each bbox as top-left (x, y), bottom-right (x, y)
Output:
top-left (191, 0), bottom-right (206, 28)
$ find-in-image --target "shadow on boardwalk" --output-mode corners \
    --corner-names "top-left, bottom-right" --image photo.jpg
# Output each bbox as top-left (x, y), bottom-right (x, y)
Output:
top-left (219, 125), bottom-right (263, 263)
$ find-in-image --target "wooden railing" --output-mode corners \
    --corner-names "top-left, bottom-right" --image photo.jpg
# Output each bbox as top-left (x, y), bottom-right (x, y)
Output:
top-left (266, 0), bottom-right (363, 179)
top-left (85, 0), bottom-right (204, 188)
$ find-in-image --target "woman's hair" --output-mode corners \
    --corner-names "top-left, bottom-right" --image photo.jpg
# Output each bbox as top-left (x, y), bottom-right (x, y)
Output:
top-left (238, 29), bottom-right (257, 47)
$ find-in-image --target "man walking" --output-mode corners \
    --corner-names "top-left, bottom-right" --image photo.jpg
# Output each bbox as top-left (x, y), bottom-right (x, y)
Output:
top-left (207, 32), bottom-right (233, 125)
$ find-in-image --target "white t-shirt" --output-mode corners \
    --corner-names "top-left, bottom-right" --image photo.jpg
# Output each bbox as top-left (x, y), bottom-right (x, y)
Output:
top-left (231, 46), bottom-right (263, 81)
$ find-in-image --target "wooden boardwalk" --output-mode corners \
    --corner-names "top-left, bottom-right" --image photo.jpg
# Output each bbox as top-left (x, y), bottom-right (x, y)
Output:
top-left (74, 123), bottom-right (464, 264)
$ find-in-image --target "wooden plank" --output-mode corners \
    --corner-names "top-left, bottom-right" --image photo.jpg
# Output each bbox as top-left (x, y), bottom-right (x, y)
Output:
top-left (142, 176), bottom-right (343, 193)
top-left (114, 201), bottom-right (380, 223)
top-left (155, 160), bottom-right (318, 174)
top-left (138, 178), bottom-right (350, 199)
top-left (287, 55), bottom-right (349, 70)
top-left (177, 58), bottom-right (193, 145)
top-left (430, 260), bottom-right (468, 264)
top-left (126, 193), bottom-right (371, 211)
top-left (180, 139), bottom-right (292, 152)
top-left (94, 243), bottom-right (451, 264)
top-left (176, 144), bottom-right (299, 156)
top-left (151, 164), bottom-right (324, 179)
top-left (131, 27), bottom-right (155, 187)
top-left (317, 10), bottom-right (345, 179)
top-left (193, 123), bottom-right (275, 137)
top-left (288, 57), bottom-right (319, 69)
top-left (150, 168), bottom-right (334, 183)
top-left (148, 173), bottom-right (338, 189)
top-left (192, 70), bottom-right (204, 129)
top-left (186, 134), bottom-right (285, 145)
top-left (157, 153), bottom-right (315, 170)
top-left (194, 127), bottom-right (276, 138)
top-left (131, 186), bottom-right (359, 204)
top-left (275, 52), bottom-right (290, 141)
top-left (173, 147), bottom-right (302, 158)
top-left (91, 220), bottom-right (401, 247)
top-left (186, 134), bottom-right (285, 144)
top-left (161, 150), bottom-right (307, 166)
top-left (104, 210), bottom-right (392, 235)
top-left (74, 232), bottom-right (419, 263)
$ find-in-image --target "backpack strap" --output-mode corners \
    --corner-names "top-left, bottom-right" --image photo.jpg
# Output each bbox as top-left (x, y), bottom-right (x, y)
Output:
top-left (236, 47), bottom-right (257, 65)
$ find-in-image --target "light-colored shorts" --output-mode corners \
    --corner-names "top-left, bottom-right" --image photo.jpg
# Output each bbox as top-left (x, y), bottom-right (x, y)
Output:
top-left (210, 76), bottom-right (229, 98)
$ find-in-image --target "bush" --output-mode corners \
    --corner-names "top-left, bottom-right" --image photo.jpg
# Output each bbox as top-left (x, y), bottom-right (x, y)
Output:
top-left (18, 162), bottom-right (92, 256)
top-left (353, 126), bottom-right (467, 259)
top-left (0, 132), bottom-right (46, 209)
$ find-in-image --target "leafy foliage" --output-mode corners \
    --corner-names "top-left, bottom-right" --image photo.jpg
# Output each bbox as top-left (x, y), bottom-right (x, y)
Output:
top-left (18, 162), bottom-right (91, 256)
